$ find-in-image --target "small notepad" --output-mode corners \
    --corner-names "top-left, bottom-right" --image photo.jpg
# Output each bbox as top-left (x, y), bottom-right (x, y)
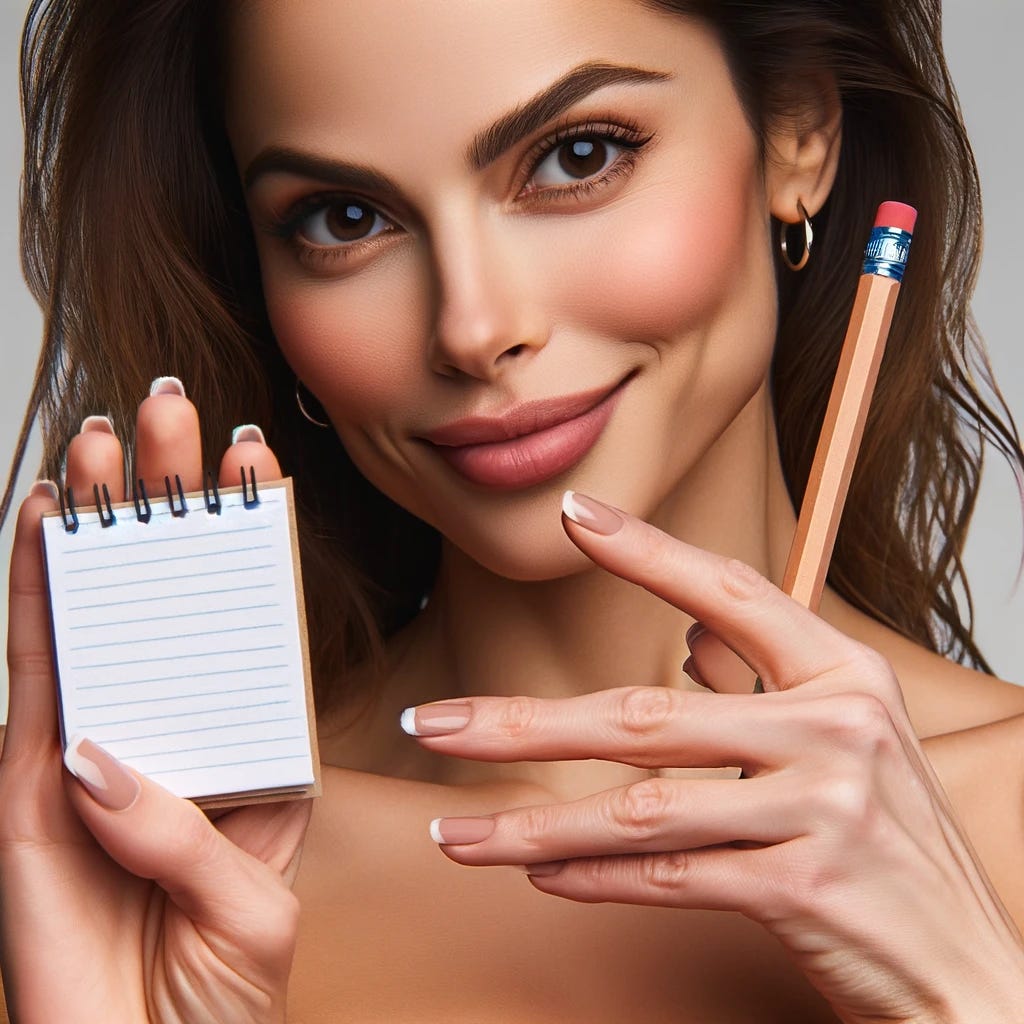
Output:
top-left (41, 477), bottom-right (320, 806)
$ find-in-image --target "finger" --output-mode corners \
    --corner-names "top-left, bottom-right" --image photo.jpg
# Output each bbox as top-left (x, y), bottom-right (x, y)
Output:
top-left (64, 416), bottom-right (126, 506)
top-left (522, 844), bottom-right (783, 919)
top-left (218, 424), bottom-right (284, 489)
top-left (404, 687), bottom-right (800, 771)
top-left (63, 736), bottom-right (302, 965)
top-left (560, 491), bottom-right (858, 691)
top-left (4, 482), bottom-right (62, 759)
top-left (684, 624), bottom-right (757, 695)
top-left (430, 775), bottom-right (795, 868)
top-left (133, 378), bottom-right (203, 501)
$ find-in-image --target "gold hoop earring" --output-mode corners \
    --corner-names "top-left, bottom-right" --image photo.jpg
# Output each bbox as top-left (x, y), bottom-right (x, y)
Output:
top-left (779, 200), bottom-right (813, 271)
top-left (295, 379), bottom-right (331, 428)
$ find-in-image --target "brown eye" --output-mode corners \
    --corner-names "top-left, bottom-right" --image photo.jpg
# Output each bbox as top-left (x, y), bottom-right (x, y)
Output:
top-left (300, 199), bottom-right (392, 246)
top-left (557, 139), bottom-right (608, 178)
top-left (528, 134), bottom-right (623, 191)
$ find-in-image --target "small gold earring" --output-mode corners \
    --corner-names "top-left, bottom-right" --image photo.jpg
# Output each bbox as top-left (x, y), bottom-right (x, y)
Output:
top-left (779, 199), bottom-right (813, 271)
top-left (295, 379), bottom-right (331, 428)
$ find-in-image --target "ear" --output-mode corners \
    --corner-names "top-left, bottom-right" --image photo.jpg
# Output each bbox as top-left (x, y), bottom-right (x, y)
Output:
top-left (764, 76), bottom-right (842, 222)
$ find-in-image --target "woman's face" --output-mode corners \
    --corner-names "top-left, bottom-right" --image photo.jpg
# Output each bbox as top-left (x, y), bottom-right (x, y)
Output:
top-left (226, 0), bottom-right (788, 580)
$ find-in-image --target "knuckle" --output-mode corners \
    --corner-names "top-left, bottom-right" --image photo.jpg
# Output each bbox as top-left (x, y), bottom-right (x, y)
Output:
top-left (516, 804), bottom-right (555, 851)
top-left (718, 558), bottom-right (770, 604)
top-left (6, 651), bottom-right (55, 681)
top-left (825, 692), bottom-right (897, 756)
top-left (614, 686), bottom-right (678, 741)
top-left (497, 696), bottom-right (537, 739)
top-left (610, 779), bottom-right (674, 844)
top-left (812, 773), bottom-right (873, 830)
top-left (644, 849), bottom-right (692, 894)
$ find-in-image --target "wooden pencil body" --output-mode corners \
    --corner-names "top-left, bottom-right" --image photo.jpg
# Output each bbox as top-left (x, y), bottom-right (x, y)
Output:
top-left (782, 273), bottom-right (901, 611)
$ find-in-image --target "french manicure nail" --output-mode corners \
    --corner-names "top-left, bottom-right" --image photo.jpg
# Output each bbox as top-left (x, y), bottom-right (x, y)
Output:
top-left (64, 735), bottom-right (140, 811)
top-left (149, 376), bottom-right (186, 397)
top-left (29, 479), bottom-right (60, 500)
top-left (429, 816), bottom-right (495, 844)
top-left (232, 424), bottom-right (266, 445)
top-left (561, 491), bottom-right (624, 535)
top-left (400, 702), bottom-right (472, 736)
top-left (80, 414), bottom-right (115, 434)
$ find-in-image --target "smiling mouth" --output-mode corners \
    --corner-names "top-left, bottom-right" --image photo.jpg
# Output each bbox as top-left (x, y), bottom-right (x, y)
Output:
top-left (419, 371), bottom-right (636, 490)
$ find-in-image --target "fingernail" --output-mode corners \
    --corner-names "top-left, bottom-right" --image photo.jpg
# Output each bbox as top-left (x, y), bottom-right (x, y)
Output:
top-left (682, 655), bottom-right (707, 688)
top-left (429, 816), bottom-right (495, 844)
top-left (29, 479), bottom-right (60, 500)
top-left (685, 622), bottom-right (706, 651)
top-left (561, 490), bottom-right (624, 535)
top-left (232, 423), bottom-right (266, 445)
top-left (80, 415), bottom-right (114, 435)
top-left (401, 702), bottom-right (472, 736)
top-left (64, 735), bottom-right (140, 811)
top-left (149, 376), bottom-right (186, 397)
top-left (522, 861), bottom-right (565, 877)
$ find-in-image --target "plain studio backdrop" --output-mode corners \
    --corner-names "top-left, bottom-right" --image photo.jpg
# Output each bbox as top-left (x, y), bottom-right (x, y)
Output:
top-left (1, 2), bottom-right (1022, 721)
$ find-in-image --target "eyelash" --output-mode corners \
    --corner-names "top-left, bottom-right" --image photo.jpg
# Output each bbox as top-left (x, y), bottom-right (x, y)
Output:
top-left (266, 118), bottom-right (655, 271)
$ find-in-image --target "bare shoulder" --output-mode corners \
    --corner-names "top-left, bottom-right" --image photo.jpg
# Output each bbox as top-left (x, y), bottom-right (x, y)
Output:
top-left (924, 712), bottom-right (1024, 929)
top-left (821, 589), bottom-right (1024, 736)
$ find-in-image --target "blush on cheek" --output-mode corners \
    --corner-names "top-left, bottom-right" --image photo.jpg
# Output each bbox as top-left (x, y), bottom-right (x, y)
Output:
top-left (262, 283), bottom-right (420, 421)
top-left (570, 181), bottom-right (758, 343)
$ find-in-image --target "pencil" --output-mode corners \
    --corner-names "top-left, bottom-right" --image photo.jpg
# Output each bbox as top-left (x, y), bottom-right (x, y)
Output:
top-left (781, 201), bottom-right (918, 613)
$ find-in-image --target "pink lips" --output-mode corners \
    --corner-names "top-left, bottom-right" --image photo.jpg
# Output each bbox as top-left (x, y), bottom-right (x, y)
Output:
top-left (420, 375), bottom-right (631, 490)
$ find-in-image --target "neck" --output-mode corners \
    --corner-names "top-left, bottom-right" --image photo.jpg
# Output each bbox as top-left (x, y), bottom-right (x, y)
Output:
top-left (418, 382), bottom-right (795, 702)
top-left (319, 383), bottom-right (801, 780)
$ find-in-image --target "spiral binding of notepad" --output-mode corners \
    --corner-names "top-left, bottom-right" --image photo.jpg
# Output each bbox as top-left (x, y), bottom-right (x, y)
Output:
top-left (58, 466), bottom-right (261, 534)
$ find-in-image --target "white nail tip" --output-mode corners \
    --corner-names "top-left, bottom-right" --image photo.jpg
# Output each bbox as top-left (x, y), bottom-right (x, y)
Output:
top-left (232, 424), bottom-right (266, 445)
top-left (429, 818), bottom-right (445, 843)
top-left (399, 707), bottom-right (421, 736)
top-left (561, 490), bottom-right (584, 523)
top-left (149, 376), bottom-right (186, 397)
top-left (64, 734), bottom-right (107, 791)
top-left (80, 414), bottom-right (115, 434)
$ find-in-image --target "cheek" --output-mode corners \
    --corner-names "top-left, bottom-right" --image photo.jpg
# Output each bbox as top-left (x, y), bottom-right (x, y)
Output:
top-left (261, 270), bottom-right (425, 425)
top-left (554, 147), bottom-right (771, 354)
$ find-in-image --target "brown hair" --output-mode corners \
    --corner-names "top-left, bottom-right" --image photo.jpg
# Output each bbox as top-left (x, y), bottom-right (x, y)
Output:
top-left (4, 0), bottom-right (1021, 712)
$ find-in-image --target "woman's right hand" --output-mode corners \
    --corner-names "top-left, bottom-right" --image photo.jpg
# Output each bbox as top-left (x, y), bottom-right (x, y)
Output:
top-left (0, 380), bottom-right (313, 1024)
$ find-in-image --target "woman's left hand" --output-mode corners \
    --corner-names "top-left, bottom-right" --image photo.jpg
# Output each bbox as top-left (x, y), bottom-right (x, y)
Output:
top-left (404, 492), bottom-right (1024, 1024)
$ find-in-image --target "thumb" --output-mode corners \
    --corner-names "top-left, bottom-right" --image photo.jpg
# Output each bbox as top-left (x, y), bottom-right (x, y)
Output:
top-left (63, 735), bottom-right (300, 948)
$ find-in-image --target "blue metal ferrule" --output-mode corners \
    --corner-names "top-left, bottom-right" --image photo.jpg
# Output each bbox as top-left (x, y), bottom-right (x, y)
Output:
top-left (861, 226), bottom-right (913, 281)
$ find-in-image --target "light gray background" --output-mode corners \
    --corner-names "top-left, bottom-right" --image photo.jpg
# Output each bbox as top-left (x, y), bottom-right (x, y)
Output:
top-left (1, 2), bottom-right (1021, 720)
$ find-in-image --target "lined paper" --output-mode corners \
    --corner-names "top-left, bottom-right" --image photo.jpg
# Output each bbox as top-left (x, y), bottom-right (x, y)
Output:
top-left (41, 480), bottom-right (317, 801)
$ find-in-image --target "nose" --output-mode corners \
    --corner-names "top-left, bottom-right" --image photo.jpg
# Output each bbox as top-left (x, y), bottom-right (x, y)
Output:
top-left (427, 218), bottom-right (549, 381)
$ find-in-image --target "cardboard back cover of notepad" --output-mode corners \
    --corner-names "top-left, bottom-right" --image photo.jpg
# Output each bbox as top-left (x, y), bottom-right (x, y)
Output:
top-left (40, 477), bottom-right (321, 808)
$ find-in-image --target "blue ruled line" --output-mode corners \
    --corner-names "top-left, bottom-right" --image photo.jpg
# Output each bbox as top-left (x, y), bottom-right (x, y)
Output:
top-left (77, 664), bottom-right (290, 691)
top-left (127, 735), bottom-right (306, 759)
top-left (64, 544), bottom-right (274, 575)
top-left (146, 753), bottom-right (307, 775)
top-left (69, 583), bottom-right (276, 611)
top-left (67, 565), bottom-right (274, 594)
top-left (72, 643), bottom-right (286, 670)
top-left (92, 714), bottom-right (303, 744)
top-left (79, 700), bottom-right (290, 728)
top-left (69, 603), bottom-right (279, 630)
top-left (64, 522), bottom-right (272, 555)
top-left (70, 622), bottom-right (284, 652)
top-left (79, 684), bottom-right (288, 710)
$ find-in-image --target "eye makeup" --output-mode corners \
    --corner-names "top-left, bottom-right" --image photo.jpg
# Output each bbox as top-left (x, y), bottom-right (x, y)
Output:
top-left (259, 114), bottom-right (657, 273)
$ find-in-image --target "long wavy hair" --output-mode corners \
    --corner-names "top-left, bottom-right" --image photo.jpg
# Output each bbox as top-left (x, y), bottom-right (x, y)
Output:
top-left (5, 0), bottom-right (1022, 712)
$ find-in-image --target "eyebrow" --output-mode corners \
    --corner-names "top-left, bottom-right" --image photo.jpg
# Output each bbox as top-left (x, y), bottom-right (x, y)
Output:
top-left (242, 61), bottom-right (671, 193)
top-left (467, 62), bottom-right (670, 170)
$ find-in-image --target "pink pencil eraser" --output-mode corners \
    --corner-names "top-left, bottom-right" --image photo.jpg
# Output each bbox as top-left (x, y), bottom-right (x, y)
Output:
top-left (874, 201), bottom-right (917, 235)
